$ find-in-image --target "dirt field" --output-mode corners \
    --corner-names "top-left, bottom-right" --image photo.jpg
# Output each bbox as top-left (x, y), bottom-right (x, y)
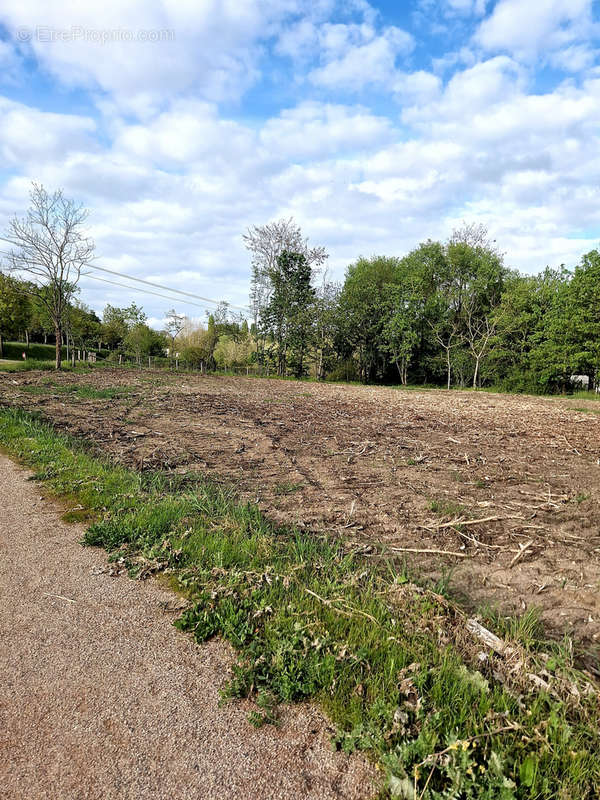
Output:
top-left (2, 368), bottom-right (599, 659)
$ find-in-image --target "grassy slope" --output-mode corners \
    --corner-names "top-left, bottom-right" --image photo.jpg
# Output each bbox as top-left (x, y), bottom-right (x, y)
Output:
top-left (0, 406), bottom-right (598, 799)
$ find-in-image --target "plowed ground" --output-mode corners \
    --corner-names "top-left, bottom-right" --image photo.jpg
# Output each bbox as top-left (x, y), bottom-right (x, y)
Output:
top-left (3, 368), bottom-right (599, 662)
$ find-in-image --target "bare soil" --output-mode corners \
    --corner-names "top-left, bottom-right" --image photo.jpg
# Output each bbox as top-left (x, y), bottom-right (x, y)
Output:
top-left (2, 368), bottom-right (599, 658)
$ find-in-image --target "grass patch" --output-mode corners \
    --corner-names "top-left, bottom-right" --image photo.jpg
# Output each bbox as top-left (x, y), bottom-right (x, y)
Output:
top-left (568, 406), bottom-right (600, 415)
top-left (16, 383), bottom-right (132, 400)
top-left (428, 498), bottom-right (466, 518)
top-left (0, 406), bottom-right (598, 799)
top-left (0, 358), bottom-right (57, 372)
top-left (274, 481), bottom-right (304, 495)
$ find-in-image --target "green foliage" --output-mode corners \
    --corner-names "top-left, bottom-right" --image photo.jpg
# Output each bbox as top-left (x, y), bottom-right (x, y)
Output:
top-left (102, 303), bottom-right (147, 350)
top-left (0, 274), bottom-right (30, 349)
top-left (337, 255), bottom-right (401, 382)
top-left (213, 334), bottom-right (254, 370)
top-left (260, 250), bottom-right (316, 378)
top-left (124, 323), bottom-right (165, 362)
top-left (1, 407), bottom-right (599, 799)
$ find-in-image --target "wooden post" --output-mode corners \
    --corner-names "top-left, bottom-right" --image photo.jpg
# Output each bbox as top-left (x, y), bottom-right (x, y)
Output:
top-left (148, 356), bottom-right (151, 368)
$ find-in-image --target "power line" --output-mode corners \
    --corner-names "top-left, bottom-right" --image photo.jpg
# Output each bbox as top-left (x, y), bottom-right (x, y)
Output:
top-left (85, 263), bottom-right (249, 311)
top-left (80, 272), bottom-right (210, 311)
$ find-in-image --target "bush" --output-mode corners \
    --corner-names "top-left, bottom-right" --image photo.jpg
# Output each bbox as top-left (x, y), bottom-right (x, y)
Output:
top-left (326, 358), bottom-right (359, 383)
top-left (182, 346), bottom-right (206, 369)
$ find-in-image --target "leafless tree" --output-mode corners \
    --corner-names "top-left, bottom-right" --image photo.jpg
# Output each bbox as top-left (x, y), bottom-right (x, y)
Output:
top-left (164, 308), bottom-right (186, 358)
top-left (466, 311), bottom-right (497, 389)
top-left (430, 319), bottom-right (463, 390)
top-left (1, 183), bottom-right (94, 368)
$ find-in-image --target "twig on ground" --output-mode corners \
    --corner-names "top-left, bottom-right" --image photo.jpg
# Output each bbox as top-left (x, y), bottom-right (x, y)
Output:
top-left (42, 592), bottom-right (76, 603)
top-left (390, 547), bottom-right (467, 558)
top-left (509, 539), bottom-right (534, 568)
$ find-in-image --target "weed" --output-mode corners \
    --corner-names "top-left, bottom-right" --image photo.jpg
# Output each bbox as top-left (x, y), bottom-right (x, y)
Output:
top-left (274, 481), bottom-right (304, 495)
top-left (428, 498), bottom-right (466, 517)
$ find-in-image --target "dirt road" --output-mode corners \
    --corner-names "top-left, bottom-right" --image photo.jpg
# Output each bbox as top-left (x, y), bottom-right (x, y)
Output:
top-left (0, 454), bottom-right (374, 800)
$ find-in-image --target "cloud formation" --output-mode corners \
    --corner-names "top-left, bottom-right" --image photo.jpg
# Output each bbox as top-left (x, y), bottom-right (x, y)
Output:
top-left (0, 0), bottom-right (599, 320)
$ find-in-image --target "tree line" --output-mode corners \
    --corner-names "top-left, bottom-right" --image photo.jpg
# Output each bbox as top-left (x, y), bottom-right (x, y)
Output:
top-left (2, 184), bottom-right (599, 392)
top-left (246, 218), bottom-right (600, 393)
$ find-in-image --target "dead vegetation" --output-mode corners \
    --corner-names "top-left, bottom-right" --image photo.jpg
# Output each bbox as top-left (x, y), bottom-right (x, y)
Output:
top-left (2, 368), bottom-right (599, 660)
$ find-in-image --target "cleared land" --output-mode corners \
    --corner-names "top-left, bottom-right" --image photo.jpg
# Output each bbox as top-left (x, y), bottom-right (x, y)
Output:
top-left (2, 368), bottom-right (599, 658)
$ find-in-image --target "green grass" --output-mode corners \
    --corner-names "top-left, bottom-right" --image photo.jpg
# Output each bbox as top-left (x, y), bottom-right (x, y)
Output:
top-left (274, 481), bottom-right (304, 495)
top-left (428, 498), bottom-right (467, 518)
top-left (16, 383), bottom-right (132, 400)
top-left (2, 341), bottom-right (111, 362)
top-left (1, 341), bottom-right (68, 361)
top-left (0, 358), bottom-right (56, 372)
top-left (0, 406), bottom-right (598, 799)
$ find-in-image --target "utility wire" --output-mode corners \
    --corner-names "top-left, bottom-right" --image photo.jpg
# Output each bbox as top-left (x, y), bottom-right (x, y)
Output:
top-left (80, 272), bottom-right (210, 311)
top-left (85, 263), bottom-right (249, 311)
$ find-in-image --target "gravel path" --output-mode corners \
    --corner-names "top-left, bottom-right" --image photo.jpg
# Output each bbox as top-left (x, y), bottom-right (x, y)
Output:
top-left (0, 454), bottom-right (375, 800)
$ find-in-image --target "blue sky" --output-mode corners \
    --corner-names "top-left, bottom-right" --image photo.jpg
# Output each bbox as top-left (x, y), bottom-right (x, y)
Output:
top-left (0, 0), bottom-right (599, 325)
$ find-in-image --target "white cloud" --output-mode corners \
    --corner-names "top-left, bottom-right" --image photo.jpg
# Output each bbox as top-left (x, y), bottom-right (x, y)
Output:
top-left (550, 44), bottom-right (598, 72)
top-left (393, 70), bottom-right (442, 105)
top-left (476, 0), bottom-right (595, 63)
top-left (308, 23), bottom-right (414, 89)
top-left (444, 0), bottom-right (488, 16)
top-left (1, 0), bottom-right (600, 320)
top-left (0, 0), bottom-right (301, 109)
top-left (0, 97), bottom-right (97, 166)
top-left (259, 102), bottom-right (393, 159)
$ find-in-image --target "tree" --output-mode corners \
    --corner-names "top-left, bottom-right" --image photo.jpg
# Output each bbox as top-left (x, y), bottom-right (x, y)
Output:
top-left (0, 274), bottom-right (30, 357)
top-left (314, 279), bottom-right (341, 381)
top-left (422, 225), bottom-right (507, 388)
top-left (102, 303), bottom-right (146, 350)
top-left (213, 334), bottom-right (254, 371)
top-left (1, 183), bottom-right (94, 368)
top-left (29, 289), bottom-right (56, 344)
top-left (338, 256), bottom-right (401, 382)
top-left (243, 218), bottom-right (327, 367)
top-left (164, 308), bottom-right (185, 359)
top-left (383, 285), bottom-right (420, 385)
top-left (68, 302), bottom-right (101, 352)
top-left (124, 323), bottom-right (165, 364)
top-left (260, 250), bottom-right (316, 377)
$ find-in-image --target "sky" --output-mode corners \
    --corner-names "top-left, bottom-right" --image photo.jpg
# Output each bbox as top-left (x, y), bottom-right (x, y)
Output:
top-left (0, 0), bottom-right (599, 327)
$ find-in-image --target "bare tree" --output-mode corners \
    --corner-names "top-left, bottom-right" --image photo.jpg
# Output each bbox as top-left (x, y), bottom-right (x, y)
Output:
top-left (1, 183), bottom-right (94, 368)
top-left (466, 312), bottom-right (497, 389)
top-left (164, 308), bottom-right (186, 359)
top-left (430, 319), bottom-right (462, 390)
